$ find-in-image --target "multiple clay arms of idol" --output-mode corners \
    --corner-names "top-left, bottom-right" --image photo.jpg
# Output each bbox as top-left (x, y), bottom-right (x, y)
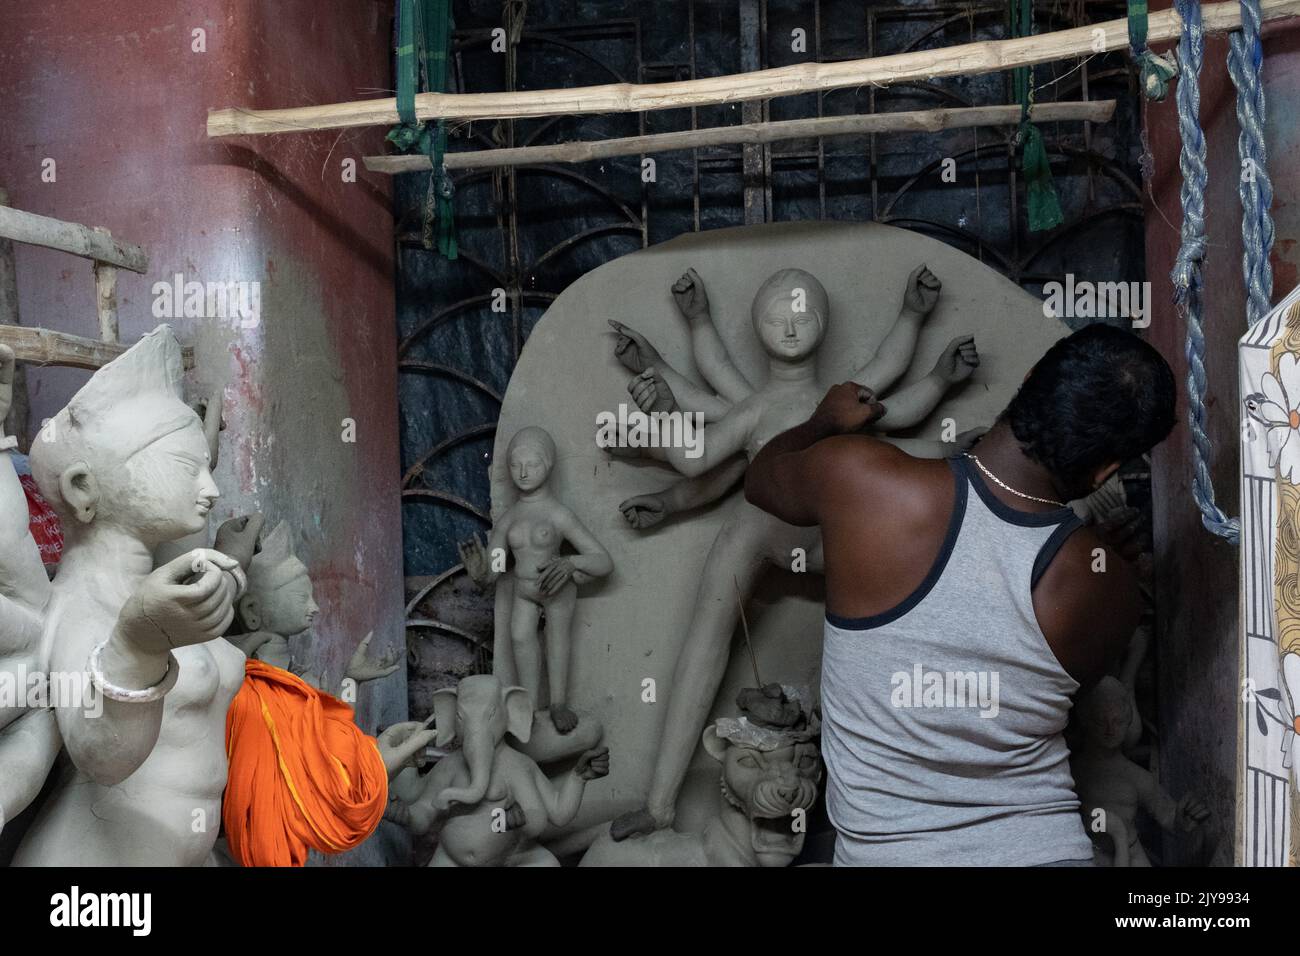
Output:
top-left (385, 674), bottom-right (610, 866)
top-left (458, 425), bottom-right (612, 735)
top-left (600, 263), bottom-right (980, 841)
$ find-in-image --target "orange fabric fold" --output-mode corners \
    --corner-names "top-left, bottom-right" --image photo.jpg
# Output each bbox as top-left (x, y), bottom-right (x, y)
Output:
top-left (223, 659), bottom-right (388, 867)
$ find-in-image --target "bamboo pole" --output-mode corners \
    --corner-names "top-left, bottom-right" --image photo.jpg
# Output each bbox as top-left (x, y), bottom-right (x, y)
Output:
top-left (363, 100), bottom-right (1115, 174)
top-left (0, 326), bottom-right (196, 371)
top-left (207, 0), bottom-right (1300, 138)
top-left (0, 205), bottom-right (149, 274)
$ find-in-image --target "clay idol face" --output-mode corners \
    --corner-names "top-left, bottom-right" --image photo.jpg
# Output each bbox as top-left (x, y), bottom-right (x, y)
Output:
top-left (750, 269), bottom-right (829, 362)
top-left (99, 412), bottom-right (218, 543)
top-left (264, 566), bottom-right (318, 635)
top-left (506, 427), bottom-right (557, 494)
top-left (509, 443), bottom-right (551, 492)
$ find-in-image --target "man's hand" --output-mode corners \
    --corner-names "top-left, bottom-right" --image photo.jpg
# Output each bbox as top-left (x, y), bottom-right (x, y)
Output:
top-left (117, 549), bottom-right (244, 654)
top-left (671, 268), bottom-right (709, 322)
top-left (902, 264), bottom-right (942, 316)
top-left (811, 382), bottom-right (885, 435)
top-left (628, 367), bottom-right (677, 415)
top-left (573, 746), bottom-right (610, 781)
top-left (608, 320), bottom-right (664, 375)
top-left (932, 334), bottom-right (979, 384)
top-left (345, 631), bottom-right (403, 682)
top-left (619, 493), bottom-right (667, 530)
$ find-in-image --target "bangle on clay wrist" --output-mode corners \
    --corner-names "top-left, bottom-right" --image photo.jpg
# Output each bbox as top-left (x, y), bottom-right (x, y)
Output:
top-left (87, 639), bottom-right (180, 703)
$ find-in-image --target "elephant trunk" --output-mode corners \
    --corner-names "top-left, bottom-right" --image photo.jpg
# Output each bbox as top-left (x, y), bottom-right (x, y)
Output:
top-left (437, 728), bottom-right (495, 808)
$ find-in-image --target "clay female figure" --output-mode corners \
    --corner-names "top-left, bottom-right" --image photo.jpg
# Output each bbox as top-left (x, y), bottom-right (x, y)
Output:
top-left (0, 344), bottom-right (60, 832)
top-left (459, 426), bottom-right (612, 734)
top-left (606, 265), bottom-right (979, 838)
top-left (14, 327), bottom-right (248, 866)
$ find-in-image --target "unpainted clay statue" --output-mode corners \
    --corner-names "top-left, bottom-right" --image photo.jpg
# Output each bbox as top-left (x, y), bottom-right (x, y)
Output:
top-left (606, 265), bottom-right (978, 838)
top-left (386, 674), bottom-right (610, 866)
top-left (459, 426), bottom-right (613, 735)
top-left (14, 326), bottom-right (249, 866)
top-left (582, 687), bottom-right (821, 867)
top-left (229, 519), bottom-right (401, 696)
top-left (1071, 676), bottom-right (1210, 866)
top-left (0, 344), bottom-right (61, 833)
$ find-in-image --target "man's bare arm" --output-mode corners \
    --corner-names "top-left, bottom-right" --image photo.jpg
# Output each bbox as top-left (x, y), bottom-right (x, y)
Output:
top-left (744, 382), bottom-right (890, 526)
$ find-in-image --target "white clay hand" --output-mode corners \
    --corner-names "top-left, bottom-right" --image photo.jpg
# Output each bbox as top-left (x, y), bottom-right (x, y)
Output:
top-left (933, 334), bottom-right (979, 384)
top-left (376, 719), bottom-right (438, 776)
top-left (346, 631), bottom-right (402, 682)
top-left (537, 556), bottom-right (576, 595)
top-left (811, 382), bottom-right (886, 435)
top-left (608, 320), bottom-right (664, 375)
top-left (671, 268), bottom-right (710, 321)
top-left (619, 493), bottom-right (667, 530)
top-left (628, 367), bottom-right (677, 415)
top-left (117, 549), bottom-right (244, 654)
top-left (457, 532), bottom-right (493, 586)
top-left (213, 513), bottom-right (264, 571)
top-left (573, 746), bottom-right (610, 781)
top-left (902, 263), bottom-right (942, 315)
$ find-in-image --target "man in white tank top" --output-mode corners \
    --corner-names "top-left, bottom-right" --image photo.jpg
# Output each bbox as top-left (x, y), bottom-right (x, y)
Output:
top-left (744, 324), bottom-right (1176, 866)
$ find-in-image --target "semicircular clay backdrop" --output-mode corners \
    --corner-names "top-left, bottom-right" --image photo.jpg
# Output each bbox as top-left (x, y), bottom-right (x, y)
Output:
top-left (490, 220), bottom-right (1069, 837)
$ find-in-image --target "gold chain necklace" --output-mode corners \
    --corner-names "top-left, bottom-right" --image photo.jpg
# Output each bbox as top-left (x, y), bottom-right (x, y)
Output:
top-left (964, 453), bottom-right (1066, 508)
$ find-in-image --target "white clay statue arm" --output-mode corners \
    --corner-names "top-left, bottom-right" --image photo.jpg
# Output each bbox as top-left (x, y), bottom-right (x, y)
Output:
top-left (609, 321), bottom-right (730, 421)
top-left (650, 397), bottom-right (756, 478)
top-left (530, 746), bottom-right (609, 828)
top-left (872, 335), bottom-right (979, 432)
top-left (672, 268), bottom-right (754, 403)
top-left (226, 630), bottom-right (276, 659)
top-left (850, 264), bottom-right (941, 393)
top-left (53, 549), bottom-right (242, 786)
top-left (618, 454), bottom-right (748, 530)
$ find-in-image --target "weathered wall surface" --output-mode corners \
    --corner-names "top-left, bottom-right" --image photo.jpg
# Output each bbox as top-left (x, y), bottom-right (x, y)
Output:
top-left (1145, 12), bottom-right (1300, 865)
top-left (0, 1), bottom-right (406, 864)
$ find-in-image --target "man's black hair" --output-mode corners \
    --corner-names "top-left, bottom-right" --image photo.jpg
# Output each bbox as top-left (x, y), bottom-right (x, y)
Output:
top-left (1003, 323), bottom-right (1176, 492)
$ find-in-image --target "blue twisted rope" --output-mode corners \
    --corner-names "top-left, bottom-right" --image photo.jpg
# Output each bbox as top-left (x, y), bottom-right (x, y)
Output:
top-left (1172, 0), bottom-right (1241, 542)
top-left (1227, 0), bottom-right (1275, 328)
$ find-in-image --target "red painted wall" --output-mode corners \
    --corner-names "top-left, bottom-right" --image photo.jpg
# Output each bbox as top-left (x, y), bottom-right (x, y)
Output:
top-left (1144, 10), bottom-right (1300, 864)
top-left (0, 1), bottom-right (405, 862)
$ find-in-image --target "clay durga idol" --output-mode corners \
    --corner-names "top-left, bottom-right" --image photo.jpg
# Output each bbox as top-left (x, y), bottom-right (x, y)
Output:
top-left (489, 221), bottom-right (1071, 839)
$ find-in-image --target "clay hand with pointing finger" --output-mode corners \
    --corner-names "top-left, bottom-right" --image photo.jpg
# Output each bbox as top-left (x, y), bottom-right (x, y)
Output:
top-left (346, 631), bottom-right (402, 682)
top-left (117, 548), bottom-right (244, 654)
top-left (609, 320), bottom-right (664, 375)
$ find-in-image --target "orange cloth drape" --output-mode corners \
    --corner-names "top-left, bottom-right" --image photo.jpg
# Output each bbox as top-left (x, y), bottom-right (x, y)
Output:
top-left (223, 659), bottom-right (388, 867)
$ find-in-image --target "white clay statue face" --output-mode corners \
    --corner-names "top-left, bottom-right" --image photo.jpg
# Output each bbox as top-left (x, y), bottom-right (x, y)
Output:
top-left (754, 296), bottom-right (825, 361)
top-left (262, 571), bottom-right (319, 636)
top-left (1086, 697), bottom-right (1131, 750)
top-left (105, 420), bottom-right (219, 543)
top-left (509, 444), bottom-right (552, 493)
